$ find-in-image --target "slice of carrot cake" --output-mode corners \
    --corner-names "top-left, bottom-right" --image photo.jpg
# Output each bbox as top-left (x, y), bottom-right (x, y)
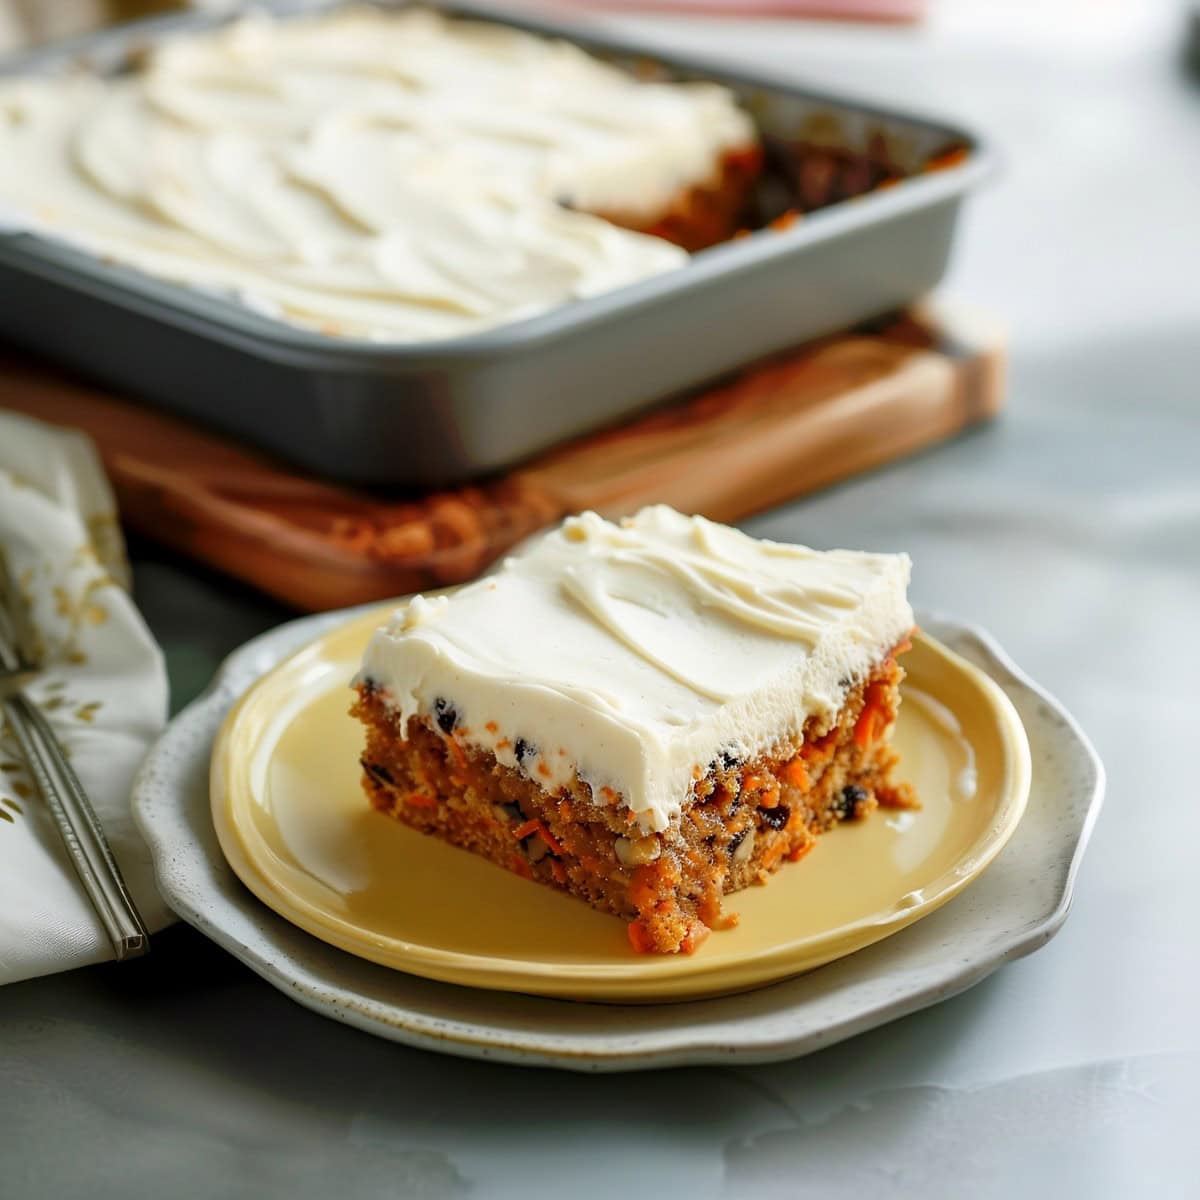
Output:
top-left (351, 505), bottom-right (916, 955)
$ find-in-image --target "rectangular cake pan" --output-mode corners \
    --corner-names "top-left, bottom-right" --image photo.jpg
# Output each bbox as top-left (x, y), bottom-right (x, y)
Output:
top-left (0, 1), bottom-right (994, 487)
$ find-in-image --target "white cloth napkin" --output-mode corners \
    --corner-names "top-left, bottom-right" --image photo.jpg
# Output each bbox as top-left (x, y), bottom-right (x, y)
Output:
top-left (0, 410), bottom-right (171, 986)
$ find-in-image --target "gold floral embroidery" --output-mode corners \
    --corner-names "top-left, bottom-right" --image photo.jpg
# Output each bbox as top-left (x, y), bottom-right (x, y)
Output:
top-left (0, 728), bottom-right (27, 829)
top-left (0, 498), bottom-right (123, 833)
top-left (0, 679), bottom-right (104, 830)
top-left (85, 513), bottom-right (125, 583)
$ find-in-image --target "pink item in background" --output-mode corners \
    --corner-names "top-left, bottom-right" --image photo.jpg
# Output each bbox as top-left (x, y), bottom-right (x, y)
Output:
top-left (542, 0), bottom-right (927, 20)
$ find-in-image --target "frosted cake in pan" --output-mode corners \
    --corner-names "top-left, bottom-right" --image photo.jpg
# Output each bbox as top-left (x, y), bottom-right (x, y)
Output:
top-left (0, 6), bottom-right (759, 342)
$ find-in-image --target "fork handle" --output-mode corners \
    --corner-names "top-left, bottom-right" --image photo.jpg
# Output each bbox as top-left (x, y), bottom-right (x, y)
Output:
top-left (4, 694), bottom-right (149, 960)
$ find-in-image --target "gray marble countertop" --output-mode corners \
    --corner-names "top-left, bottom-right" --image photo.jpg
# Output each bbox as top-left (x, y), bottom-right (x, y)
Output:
top-left (2, 2), bottom-right (1198, 1196)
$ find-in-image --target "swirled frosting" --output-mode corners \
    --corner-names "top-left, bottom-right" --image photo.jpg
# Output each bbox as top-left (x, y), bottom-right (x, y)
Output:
top-left (358, 506), bottom-right (913, 832)
top-left (0, 6), bottom-right (755, 341)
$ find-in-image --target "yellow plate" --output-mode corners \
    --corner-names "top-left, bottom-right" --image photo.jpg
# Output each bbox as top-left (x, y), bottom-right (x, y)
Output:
top-left (211, 607), bottom-right (1031, 1003)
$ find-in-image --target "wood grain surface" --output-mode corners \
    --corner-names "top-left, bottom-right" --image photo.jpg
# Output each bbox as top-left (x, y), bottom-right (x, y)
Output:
top-left (0, 304), bottom-right (1003, 611)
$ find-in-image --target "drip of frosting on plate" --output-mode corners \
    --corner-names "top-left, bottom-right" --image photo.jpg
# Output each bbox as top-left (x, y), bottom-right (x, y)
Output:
top-left (0, 6), bottom-right (754, 342)
top-left (357, 506), bottom-right (913, 833)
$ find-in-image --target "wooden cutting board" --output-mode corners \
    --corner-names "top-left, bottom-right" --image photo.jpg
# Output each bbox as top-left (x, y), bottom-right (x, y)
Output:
top-left (0, 303), bottom-right (1003, 612)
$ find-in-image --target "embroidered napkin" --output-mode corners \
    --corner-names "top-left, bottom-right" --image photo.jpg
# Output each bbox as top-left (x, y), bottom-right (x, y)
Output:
top-left (0, 409), bottom-right (171, 986)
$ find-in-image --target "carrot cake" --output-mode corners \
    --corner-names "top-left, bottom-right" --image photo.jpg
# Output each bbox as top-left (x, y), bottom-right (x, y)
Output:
top-left (0, 6), bottom-right (760, 342)
top-left (352, 506), bottom-right (917, 955)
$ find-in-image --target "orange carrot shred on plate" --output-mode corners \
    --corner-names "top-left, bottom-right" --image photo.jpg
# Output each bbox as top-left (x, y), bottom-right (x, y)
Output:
top-left (485, 721), bottom-right (499, 733)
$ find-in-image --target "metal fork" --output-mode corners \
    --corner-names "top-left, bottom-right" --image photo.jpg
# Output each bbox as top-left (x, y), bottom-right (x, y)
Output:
top-left (0, 571), bottom-right (149, 962)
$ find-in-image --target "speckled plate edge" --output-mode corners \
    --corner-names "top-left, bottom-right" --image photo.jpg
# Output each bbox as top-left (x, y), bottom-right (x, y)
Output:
top-left (132, 608), bottom-right (1104, 1072)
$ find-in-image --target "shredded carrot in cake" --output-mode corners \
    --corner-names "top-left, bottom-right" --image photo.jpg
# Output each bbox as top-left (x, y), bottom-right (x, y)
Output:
top-left (405, 792), bottom-right (436, 809)
top-left (628, 864), bottom-right (661, 912)
top-left (512, 818), bottom-right (563, 857)
top-left (802, 730), bottom-right (838, 762)
top-left (678, 921), bottom-right (710, 955)
top-left (854, 682), bottom-right (891, 748)
top-left (783, 758), bottom-right (810, 790)
top-left (761, 840), bottom-right (788, 872)
top-left (854, 707), bottom-right (881, 747)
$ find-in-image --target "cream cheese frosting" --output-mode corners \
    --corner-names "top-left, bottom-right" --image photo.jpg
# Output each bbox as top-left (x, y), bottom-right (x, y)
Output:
top-left (0, 6), bottom-right (755, 342)
top-left (357, 506), bottom-right (913, 833)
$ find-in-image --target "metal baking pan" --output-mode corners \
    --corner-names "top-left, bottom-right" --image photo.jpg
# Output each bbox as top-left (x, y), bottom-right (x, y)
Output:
top-left (0, 0), bottom-right (994, 487)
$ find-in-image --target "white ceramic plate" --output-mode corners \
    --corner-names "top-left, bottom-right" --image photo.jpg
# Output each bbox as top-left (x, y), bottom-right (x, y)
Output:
top-left (133, 610), bottom-right (1103, 1072)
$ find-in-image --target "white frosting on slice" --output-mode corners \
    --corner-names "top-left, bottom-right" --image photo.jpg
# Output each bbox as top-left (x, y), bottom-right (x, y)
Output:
top-left (0, 6), bottom-right (755, 342)
top-left (358, 506), bottom-right (913, 833)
